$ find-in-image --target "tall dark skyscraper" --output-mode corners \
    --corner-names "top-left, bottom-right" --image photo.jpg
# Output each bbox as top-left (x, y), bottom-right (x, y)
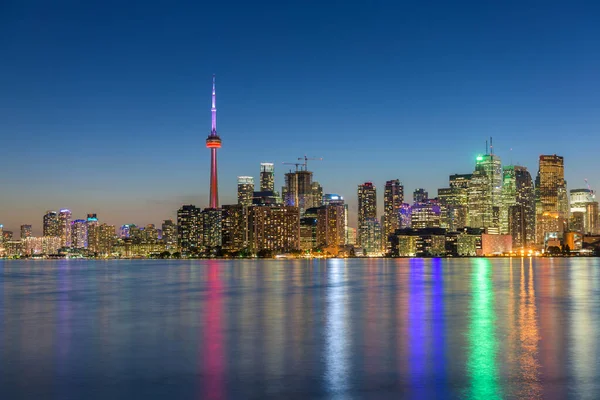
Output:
top-left (383, 179), bottom-right (404, 249)
top-left (260, 162), bottom-right (275, 192)
top-left (205, 75), bottom-right (222, 209)
top-left (501, 166), bottom-right (535, 248)
top-left (20, 224), bottom-right (32, 240)
top-left (357, 182), bottom-right (377, 247)
top-left (177, 205), bottom-right (202, 255)
top-left (284, 169), bottom-right (313, 215)
top-left (237, 176), bottom-right (254, 207)
top-left (43, 211), bottom-right (60, 237)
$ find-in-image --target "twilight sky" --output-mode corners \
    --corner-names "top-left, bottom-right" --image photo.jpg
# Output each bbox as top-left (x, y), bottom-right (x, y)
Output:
top-left (1, 1), bottom-right (600, 234)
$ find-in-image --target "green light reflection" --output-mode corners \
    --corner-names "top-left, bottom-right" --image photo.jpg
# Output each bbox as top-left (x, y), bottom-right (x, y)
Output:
top-left (467, 258), bottom-right (500, 399)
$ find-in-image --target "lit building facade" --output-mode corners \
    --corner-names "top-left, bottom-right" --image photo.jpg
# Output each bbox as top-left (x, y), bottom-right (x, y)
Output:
top-left (58, 209), bottom-right (72, 247)
top-left (361, 217), bottom-right (382, 255)
top-left (20, 225), bottom-right (32, 240)
top-left (357, 182), bottom-right (377, 247)
top-left (383, 179), bottom-right (404, 250)
top-left (161, 220), bottom-right (178, 250)
top-left (501, 165), bottom-right (535, 248)
top-left (284, 170), bottom-right (314, 215)
top-left (535, 155), bottom-right (568, 244)
top-left (221, 204), bottom-right (246, 253)
top-left (71, 219), bottom-right (88, 249)
top-left (316, 204), bottom-right (346, 253)
top-left (177, 205), bottom-right (202, 255)
top-left (468, 154), bottom-right (502, 230)
top-left (202, 208), bottom-right (222, 251)
top-left (569, 188), bottom-right (598, 235)
top-left (43, 211), bottom-right (60, 237)
top-left (260, 162), bottom-right (275, 192)
top-left (237, 176), bottom-right (255, 207)
top-left (247, 205), bottom-right (300, 253)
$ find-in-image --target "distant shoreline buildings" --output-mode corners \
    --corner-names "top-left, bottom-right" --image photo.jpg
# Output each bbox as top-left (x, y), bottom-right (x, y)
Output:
top-left (2, 79), bottom-right (600, 258)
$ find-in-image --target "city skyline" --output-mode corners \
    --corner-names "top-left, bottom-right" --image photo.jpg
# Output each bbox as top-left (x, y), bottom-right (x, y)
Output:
top-left (2, 2), bottom-right (600, 233)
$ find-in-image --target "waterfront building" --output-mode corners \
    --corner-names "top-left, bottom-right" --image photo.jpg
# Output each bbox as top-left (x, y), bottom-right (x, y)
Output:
top-left (501, 166), bottom-right (535, 248)
top-left (311, 182), bottom-right (323, 208)
top-left (383, 179), bottom-right (404, 250)
top-left (71, 219), bottom-right (88, 249)
top-left (569, 188), bottom-right (598, 235)
top-left (300, 208), bottom-right (319, 251)
top-left (201, 208), bottom-right (222, 251)
top-left (468, 153), bottom-right (502, 230)
top-left (361, 217), bottom-right (382, 255)
top-left (535, 155), bottom-right (568, 244)
top-left (316, 204), bottom-right (346, 253)
top-left (357, 182), bottom-right (377, 247)
top-left (247, 205), bottom-right (300, 253)
top-left (58, 209), bottom-right (72, 247)
top-left (221, 204), bottom-right (246, 253)
top-left (87, 214), bottom-right (100, 253)
top-left (20, 225), bottom-right (32, 240)
top-left (284, 170), bottom-right (314, 215)
top-left (98, 224), bottom-right (116, 255)
top-left (161, 220), bottom-right (178, 250)
top-left (43, 211), bottom-right (60, 237)
top-left (177, 205), bottom-right (202, 255)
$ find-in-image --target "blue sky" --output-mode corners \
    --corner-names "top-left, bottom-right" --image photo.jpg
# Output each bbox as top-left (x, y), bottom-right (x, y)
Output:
top-left (1, 1), bottom-right (600, 233)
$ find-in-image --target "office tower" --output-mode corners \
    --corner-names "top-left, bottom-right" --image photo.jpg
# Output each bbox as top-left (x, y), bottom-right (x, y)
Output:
top-left (120, 224), bottom-right (133, 238)
top-left (300, 208), bottom-right (319, 251)
top-left (177, 205), bottom-right (202, 255)
top-left (501, 166), bottom-right (535, 248)
top-left (284, 169), bottom-right (313, 215)
top-left (201, 208), bottom-right (222, 250)
top-left (399, 203), bottom-right (412, 228)
top-left (570, 189), bottom-right (598, 234)
top-left (260, 162), bottom-right (275, 192)
top-left (98, 224), bottom-right (115, 255)
top-left (71, 219), bottom-right (88, 249)
top-left (161, 220), bottom-right (177, 250)
top-left (316, 204), bottom-right (346, 251)
top-left (221, 204), bottom-right (246, 253)
top-left (535, 155), bottom-right (567, 244)
top-left (86, 214), bottom-right (100, 253)
top-left (357, 182), bottom-right (377, 246)
top-left (438, 174), bottom-right (471, 231)
top-left (311, 182), bottom-right (323, 208)
top-left (58, 209), bottom-right (72, 247)
top-left (43, 211), bottom-right (60, 237)
top-left (468, 152), bottom-right (502, 230)
top-left (237, 176), bottom-right (255, 207)
top-left (20, 225), bottom-right (32, 240)
top-left (346, 227), bottom-right (357, 246)
top-left (247, 205), bottom-right (300, 253)
top-left (413, 188), bottom-right (428, 204)
top-left (383, 180), bottom-right (404, 248)
top-left (361, 218), bottom-right (382, 255)
top-left (143, 224), bottom-right (159, 244)
top-left (322, 194), bottom-right (348, 244)
top-left (206, 75), bottom-right (222, 209)
top-left (411, 199), bottom-right (442, 229)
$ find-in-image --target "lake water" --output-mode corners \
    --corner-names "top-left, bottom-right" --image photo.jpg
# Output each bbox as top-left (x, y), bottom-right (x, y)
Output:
top-left (1, 258), bottom-right (599, 399)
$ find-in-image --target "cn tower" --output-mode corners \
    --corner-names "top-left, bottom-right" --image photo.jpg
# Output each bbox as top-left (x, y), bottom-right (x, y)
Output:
top-left (206, 74), bottom-right (222, 209)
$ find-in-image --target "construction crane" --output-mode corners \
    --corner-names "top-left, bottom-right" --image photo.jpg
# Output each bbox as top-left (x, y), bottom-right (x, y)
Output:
top-left (297, 155), bottom-right (323, 171)
top-left (282, 162), bottom-right (304, 172)
top-left (584, 179), bottom-right (596, 201)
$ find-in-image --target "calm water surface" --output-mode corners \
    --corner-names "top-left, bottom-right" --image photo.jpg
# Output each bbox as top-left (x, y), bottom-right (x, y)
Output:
top-left (1, 258), bottom-right (600, 399)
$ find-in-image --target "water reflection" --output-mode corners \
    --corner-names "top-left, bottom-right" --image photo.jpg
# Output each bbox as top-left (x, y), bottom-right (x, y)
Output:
top-left (518, 258), bottom-right (541, 398)
top-left (468, 258), bottom-right (500, 399)
top-left (325, 259), bottom-right (350, 398)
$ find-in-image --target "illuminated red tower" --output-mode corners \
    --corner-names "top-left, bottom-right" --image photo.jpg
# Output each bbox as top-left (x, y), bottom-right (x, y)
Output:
top-left (206, 75), bottom-right (222, 208)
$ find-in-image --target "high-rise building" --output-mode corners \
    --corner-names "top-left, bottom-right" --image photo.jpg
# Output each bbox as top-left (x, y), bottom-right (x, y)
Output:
top-left (260, 162), bottom-right (275, 192)
top-left (438, 174), bottom-right (471, 231)
top-left (399, 203), bottom-right (412, 228)
top-left (311, 182), bottom-right (323, 208)
top-left (161, 220), bottom-right (178, 250)
top-left (247, 205), bottom-right (300, 253)
top-left (413, 188), bottom-right (428, 204)
top-left (71, 219), bottom-right (88, 249)
top-left (569, 188), bottom-right (598, 235)
top-left (300, 208), bottom-right (319, 251)
top-left (411, 199), bottom-right (442, 229)
top-left (316, 204), bottom-right (346, 252)
top-left (468, 153), bottom-right (502, 230)
top-left (58, 209), bottom-right (72, 247)
top-left (98, 224), bottom-right (115, 255)
top-left (501, 166), bottom-right (535, 248)
top-left (535, 155), bottom-right (567, 244)
top-left (383, 180), bottom-right (404, 248)
top-left (177, 205), bottom-right (202, 255)
top-left (221, 204), bottom-right (246, 253)
top-left (43, 211), bottom-right (60, 237)
top-left (201, 208), bottom-right (222, 251)
top-left (87, 214), bottom-right (100, 253)
top-left (357, 182), bottom-right (377, 246)
top-left (206, 75), bottom-right (222, 209)
top-left (284, 170), bottom-right (314, 215)
top-left (20, 225), bottom-right (32, 240)
top-left (237, 176), bottom-right (255, 207)
top-left (361, 218), bottom-right (382, 255)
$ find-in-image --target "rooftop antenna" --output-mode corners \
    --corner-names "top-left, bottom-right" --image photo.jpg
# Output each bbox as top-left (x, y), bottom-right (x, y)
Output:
top-left (485, 139), bottom-right (488, 155)
top-left (490, 136), bottom-right (493, 155)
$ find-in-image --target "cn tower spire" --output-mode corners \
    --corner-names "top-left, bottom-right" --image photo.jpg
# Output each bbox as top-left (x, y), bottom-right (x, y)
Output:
top-left (206, 74), bottom-right (222, 209)
top-left (211, 74), bottom-right (217, 136)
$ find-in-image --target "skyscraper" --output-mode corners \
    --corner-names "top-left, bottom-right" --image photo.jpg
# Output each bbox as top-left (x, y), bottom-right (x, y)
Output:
top-left (535, 155), bottom-right (567, 244)
top-left (260, 162), bottom-right (275, 192)
top-left (316, 204), bottom-right (346, 252)
top-left (206, 75), bottom-right (222, 209)
top-left (468, 152), bottom-right (502, 230)
top-left (20, 225), bottom-right (32, 240)
top-left (357, 182), bottom-right (377, 247)
top-left (247, 205), bottom-right (300, 253)
top-left (383, 180), bottom-right (404, 249)
top-left (237, 176), bottom-right (255, 207)
top-left (284, 170), bottom-right (313, 215)
top-left (161, 219), bottom-right (177, 250)
top-left (177, 205), bottom-right (202, 255)
top-left (438, 174), bottom-right (471, 231)
top-left (501, 166), bottom-right (535, 248)
top-left (413, 188), bottom-right (428, 204)
top-left (87, 214), bottom-right (99, 253)
top-left (221, 204), bottom-right (247, 253)
top-left (311, 182), bottom-right (323, 208)
top-left (58, 209), bottom-right (72, 247)
top-left (43, 211), bottom-right (60, 237)
top-left (569, 188), bottom-right (598, 235)
top-left (71, 219), bottom-right (88, 249)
